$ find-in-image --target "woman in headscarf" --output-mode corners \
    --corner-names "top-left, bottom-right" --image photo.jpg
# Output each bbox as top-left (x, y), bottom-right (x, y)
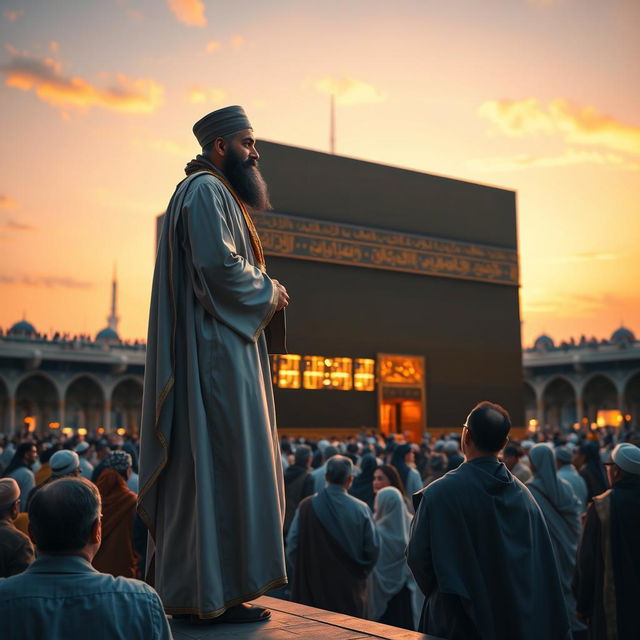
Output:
top-left (390, 444), bottom-right (423, 497)
top-left (526, 443), bottom-right (584, 636)
top-left (349, 453), bottom-right (377, 510)
top-left (373, 464), bottom-right (413, 514)
top-left (368, 487), bottom-right (422, 630)
top-left (92, 451), bottom-right (138, 578)
top-left (574, 440), bottom-right (608, 503)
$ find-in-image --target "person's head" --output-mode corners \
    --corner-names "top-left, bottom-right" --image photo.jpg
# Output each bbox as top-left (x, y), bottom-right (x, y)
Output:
top-left (604, 443), bottom-right (640, 487)
top-left (50, 450), bottom-right (81, 479)
top-left (429, 452), bottom-right (447, 473)
top-left (0, 478), bottom-right (21, 521)
top-left (74, 441), bottom-right (91, 458)
top-left (527, 443), bottom-right (555, 475)
top-left (20, 442), bottom-right (38, 467)
top-left (501, 444), bottom-right (522, 471)
top-left (462, 401), bottom-right (511, 459)
top-left (373, 486), bottom-right (405, 523)
top-left (294, 445), bottom-right (312, 468)
top-left (28, 477), bottom-right (101, 561)
top-left (193, 105), bottom-right (271, 211)
top-left (555, 446), bottom-right (573, 469)
top-left (322, 445), bottom-right (339, 464)
top-left (443, 440), bottom-right (459, 456)
top-left (372, 464), bottom-right (405, 496)
top-left (95, 441), bottom-right (110, 461)
top-left (3, 442), bottom-right (38, 476)
top-left (100, 451), bottom-right (132, 480)
top-left (325, 455), bottom-right (353, 489)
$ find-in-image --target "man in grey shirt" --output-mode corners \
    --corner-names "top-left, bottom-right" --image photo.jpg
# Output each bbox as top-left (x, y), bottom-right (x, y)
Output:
top-left (555, 446), bottom-right (588, 512)
top-left (0, 477), bottom-right (172, 640)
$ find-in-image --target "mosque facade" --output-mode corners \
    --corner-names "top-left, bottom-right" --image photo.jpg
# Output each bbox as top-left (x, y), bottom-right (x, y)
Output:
top-left (523, 328), bottom-right (640, 432)
top-left (0, 272), bottom-right (145, 437)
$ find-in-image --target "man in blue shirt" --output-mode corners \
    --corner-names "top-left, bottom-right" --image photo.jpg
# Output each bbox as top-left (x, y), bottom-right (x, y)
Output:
top-left (0, 477), bottom-right (172, 640)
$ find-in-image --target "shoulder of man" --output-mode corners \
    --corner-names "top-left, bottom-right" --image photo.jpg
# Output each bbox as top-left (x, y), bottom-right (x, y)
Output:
top-left (181, 172), bottom-right (228, 200)
top-left (344, 491), bottom-right (374, 517)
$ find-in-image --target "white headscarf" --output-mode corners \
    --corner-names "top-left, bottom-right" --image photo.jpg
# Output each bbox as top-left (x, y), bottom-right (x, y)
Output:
top-left (368, 487), bottom-right (422, 626)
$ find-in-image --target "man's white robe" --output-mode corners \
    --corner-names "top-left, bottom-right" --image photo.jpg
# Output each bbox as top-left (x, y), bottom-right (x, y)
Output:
top-left (138, 169), bottom-right (286, 618)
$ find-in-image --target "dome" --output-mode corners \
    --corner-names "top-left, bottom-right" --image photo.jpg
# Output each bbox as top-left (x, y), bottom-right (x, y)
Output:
top-left (610, 326), bottom-right (635, 346)
top-left (8, 319), bottom-right (37, 337)
top-left (534, 334), bottom-right (555, 351)
top-left (95, 327), bottom-right (120, 342)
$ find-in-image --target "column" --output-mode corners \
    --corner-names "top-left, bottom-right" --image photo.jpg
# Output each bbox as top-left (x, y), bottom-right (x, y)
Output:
top-left (575, 394), bottom-right (584, 426)
top-left (58, 399), bottom-right (66, 427)
top-left (103, 400), bottom-right (112, 432)
top-left (8, 396), bottom-right (15, 435)
top-left (617, 391), bottom-right (625, 413)
top-left (536, 396), bottom-right (545, 427)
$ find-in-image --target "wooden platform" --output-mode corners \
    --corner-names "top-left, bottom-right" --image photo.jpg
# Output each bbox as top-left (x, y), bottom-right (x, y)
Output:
top-left (170, 596), bottom-right (441, 640)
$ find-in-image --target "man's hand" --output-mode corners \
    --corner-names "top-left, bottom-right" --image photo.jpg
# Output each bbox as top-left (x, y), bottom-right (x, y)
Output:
top-left (272, 279), bottom-right (290, 311)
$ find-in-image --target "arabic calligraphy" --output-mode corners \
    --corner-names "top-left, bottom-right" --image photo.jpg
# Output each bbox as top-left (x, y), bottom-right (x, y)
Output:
top-left (254, 212), bottom-right (519, 286)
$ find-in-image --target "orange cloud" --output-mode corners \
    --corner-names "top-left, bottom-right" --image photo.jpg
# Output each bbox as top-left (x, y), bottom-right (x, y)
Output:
top-left (0, 218), bottom-right (34, 231)
top-left (167, 0), bottom-right (206, 27)
top-left (3, 10), bottom-right (23, 23)
top-left (2, 53), bottom-right (164, 114)
top-left (230, 35), bottom-right (246, 50)
top-left (314, 76), bottom-right (386, 106)
top-left (0, 194), bottom-right (17, 209)
top-left (187, 86), bottom-right (226, 105)
top-left (478, 98), bottom-right (640, 157)
top-left (205, 40), bottom-right (222, 53)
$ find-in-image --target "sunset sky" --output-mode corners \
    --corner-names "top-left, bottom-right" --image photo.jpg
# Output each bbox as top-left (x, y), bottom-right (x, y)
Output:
top-left (1, 0), bottom-right (638, 347)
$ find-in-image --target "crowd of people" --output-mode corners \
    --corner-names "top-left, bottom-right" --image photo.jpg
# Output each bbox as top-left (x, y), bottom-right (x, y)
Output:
top-left (0, 408), bottom-right (638, 638)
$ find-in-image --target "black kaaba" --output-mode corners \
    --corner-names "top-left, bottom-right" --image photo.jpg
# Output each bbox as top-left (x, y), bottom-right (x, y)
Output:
top-left (253, 141), bottom-right (523, 440)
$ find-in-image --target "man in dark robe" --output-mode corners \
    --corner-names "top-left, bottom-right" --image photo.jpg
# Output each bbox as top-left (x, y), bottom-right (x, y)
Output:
top-left (574, 442), bottom-right (640, 640)
top-left (138, 105), bottom-right (290, 623)
top-left (287, 456), bottom-right (379, 618)
top-left (283, 445), bottom-right (314, 538)
top-left (407, 401), bottom-right (570, 640)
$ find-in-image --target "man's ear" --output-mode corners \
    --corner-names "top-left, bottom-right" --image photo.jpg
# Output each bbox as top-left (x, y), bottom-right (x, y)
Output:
top-left (213, 137), bottom-right (227, 158)
top-left (91, 517), bottom-right (102, 545)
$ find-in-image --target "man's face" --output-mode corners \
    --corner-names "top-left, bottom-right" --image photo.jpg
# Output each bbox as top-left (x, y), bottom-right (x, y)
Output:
top-left (221, 130), bottom-right (271, 211)
top-left (24, 446), bottom-right (38, 466)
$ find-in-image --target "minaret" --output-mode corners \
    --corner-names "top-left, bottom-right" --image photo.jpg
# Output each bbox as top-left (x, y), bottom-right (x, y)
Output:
top-left (107, 263), bottom-right (119, 332)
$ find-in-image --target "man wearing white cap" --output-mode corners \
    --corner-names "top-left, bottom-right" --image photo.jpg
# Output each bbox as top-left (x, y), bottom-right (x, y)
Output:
top-left (574, 442), bottom-right (640, 639)
top-left (139, 106), bottom-right (290, 623)
top-left (74, 442), bottom-right (94, 479)
top-left (0, 478), bottom-right (34, 577)
top-left (49, 450), bottom-right (81, 479)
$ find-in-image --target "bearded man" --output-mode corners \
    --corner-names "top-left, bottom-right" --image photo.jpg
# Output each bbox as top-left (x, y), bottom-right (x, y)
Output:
top-left (138, 106), bottom-right (289, 623)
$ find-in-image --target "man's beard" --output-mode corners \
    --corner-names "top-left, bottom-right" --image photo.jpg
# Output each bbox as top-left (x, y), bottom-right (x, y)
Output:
top-left (223, 148), bottom-right (272, 211)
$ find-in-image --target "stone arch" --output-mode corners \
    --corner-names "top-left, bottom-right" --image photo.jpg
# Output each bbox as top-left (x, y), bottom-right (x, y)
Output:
top-left (110, 377), bottom-right (143, 435)
top-left (0, 375), bottom-right (9, 434)
top-left (65, 375), bottom-right (105, 432)
top-left (15, 373), bottom-right (60, 435)
top-left (624, 370), bottom-right (640, 431)
top-left (542, 377), bottom-right (576, 432)
top-left (582, 374), bottom-right (618, 423)
top-left (523, 381), bottom-right (537, 425)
